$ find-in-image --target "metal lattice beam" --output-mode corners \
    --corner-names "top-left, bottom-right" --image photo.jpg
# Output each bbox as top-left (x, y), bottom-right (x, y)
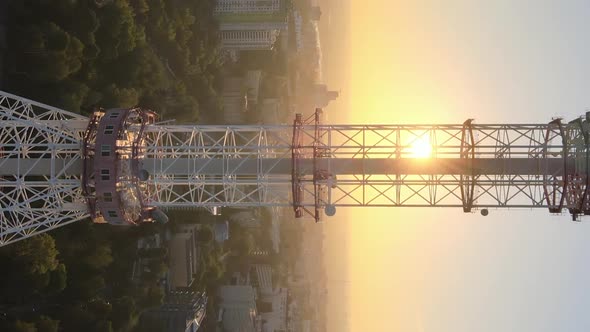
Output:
top-left (2, 89), bottom-right (589, 245)
top-left (0, 91), bottom-right (89, 246)
top-left (139, 125), bottom-right (293, 211)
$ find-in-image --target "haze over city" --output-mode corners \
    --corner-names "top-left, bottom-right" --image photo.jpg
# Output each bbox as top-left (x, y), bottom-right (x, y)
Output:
top-left (321, 1), bottom-right (590, 332)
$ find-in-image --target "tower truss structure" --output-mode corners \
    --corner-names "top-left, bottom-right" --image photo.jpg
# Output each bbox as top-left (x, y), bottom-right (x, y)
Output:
top-left (1, 90), bottom-right (588, 246)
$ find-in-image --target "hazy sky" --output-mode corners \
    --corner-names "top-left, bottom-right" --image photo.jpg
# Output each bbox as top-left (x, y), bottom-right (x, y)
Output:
top-left (322, 1), bottom-right (590, 331)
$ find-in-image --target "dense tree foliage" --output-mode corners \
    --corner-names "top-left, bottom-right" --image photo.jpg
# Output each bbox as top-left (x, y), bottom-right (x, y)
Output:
top-left (0, 221), bottom-right (164, 331)
top-left (0, 0), bottom-right (227, 321)
top-left (196, 228), bottom-right (213, 243)
top-left (4, 0), bottom-right (222, 122)
top-left (0, 234), bottom-right (61, 302)
top-left (1, 317), bottom-right (60, 332)
top-left (0, 0), bottom-right (297, 329)
top-left (35, 316), bottom-right (60, 332)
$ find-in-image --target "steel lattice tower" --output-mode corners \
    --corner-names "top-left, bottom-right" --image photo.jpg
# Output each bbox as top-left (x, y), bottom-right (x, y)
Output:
top-left (1, 90), bottom-right (588, 246)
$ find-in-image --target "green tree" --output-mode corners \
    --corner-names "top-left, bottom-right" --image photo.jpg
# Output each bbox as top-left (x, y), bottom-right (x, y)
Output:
top-left (94, 0), bottom-right (145, 60)
top-left (84, 244), bottom-right (114, 271)
top-left (228, 231), bottom-right (256, 256)
top-left (138, 247), bottom-right (167, 259)
top-left (196, 228), bottom-right (213, 244)
top-left (60, 306), bottom-right (94, 332)
top-left (71, 6), bottom-right (101, 60)
top-left (56, 80), bottom-right (90, 112)
top-left (12, 321), bottom-right (36, 332)
top-left (130, 0), bottom-right (150, 19)
top-left (18, 22), bottom-right (85, 83)
top-left (60, 305), bottom-right (113, 332)
top-left (36, 316), bottom-right (59, 332)
top-left (47, 263), bottom-right (67, 295)
top-left (102, 84), bottom-right (140, 108)
top-left (147, 259), bottom-right (168, 277)
top-left (0, 234), bottom-right (64, 303)
top-left (110, 296), bottom-right (137, 331)
top-left (89, 300), bottom-right (113, 321)
top-left (142, 286), bottom-right (164, 308)
top-left (90, 320), bottom-right (113, 332)
top-left (113, 46), bottom-right (169, 96)
top-left (75, 275), bottom-right (107, 301)
top-left (11, 233), bottom-right (59, 275)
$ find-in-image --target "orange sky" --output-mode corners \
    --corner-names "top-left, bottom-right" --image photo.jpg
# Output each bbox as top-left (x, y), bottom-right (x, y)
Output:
top-left (326, 1), bottom-right (590, 332)
top-left (346, 2), bottom-right (461, 330)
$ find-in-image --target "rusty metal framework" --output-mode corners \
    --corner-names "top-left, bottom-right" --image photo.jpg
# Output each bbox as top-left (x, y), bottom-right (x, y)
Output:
top-left (1, 89), bottom-right (589, 245)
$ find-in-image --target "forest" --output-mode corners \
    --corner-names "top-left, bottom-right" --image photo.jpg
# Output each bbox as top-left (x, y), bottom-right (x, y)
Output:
top-left (3, 0), bottom-right (223, 122)
top-left (0, 1), bottom-right (226, 331)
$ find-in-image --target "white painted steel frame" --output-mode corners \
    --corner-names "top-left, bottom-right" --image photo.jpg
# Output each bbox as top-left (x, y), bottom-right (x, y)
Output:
top-left (140, 125), bottom-right (294, 210)
top-left (298, 123), bottom-right (563, 214)
top-left (0, 91), bottom-right (89, 246)
top-left (138, 122), bottom-right (572, 214)
top-left (1, 88), bottom-right (584, 245)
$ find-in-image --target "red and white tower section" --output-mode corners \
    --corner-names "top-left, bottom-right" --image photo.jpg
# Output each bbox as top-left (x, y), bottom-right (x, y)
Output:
top-left (1, 90), bottom-right (589, 246)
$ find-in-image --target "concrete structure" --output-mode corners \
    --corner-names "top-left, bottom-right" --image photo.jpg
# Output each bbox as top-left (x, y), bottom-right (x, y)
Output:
top-left (220, 269), bottom-right (287, 332)
top-left (310, 6), bottom-right (322, 21)
top-left (270, 208), bottom-right (281, 253)
top-left (244, 70), bottom-right (262, 104)
top-left (222, 77), bottom-right (248, 124)
top-left (259, 287), bottom-right (289, 332)
top-left (259, 98), bottom-right (282, 124)
top-left (293, 11), bottom-right (303, 53)
top-left (218, 285), bottom-right (261, 332)
top-left (251, 249), bottom-right (271, 257)
top-left (214, 0), bottom-right (288, 37)
top-left (312, 84), bottom-right (339, 108)
top-left (140, 290), bottom-right (207, 332)
top-left (215, 0), bottom-right (284, 15)
top-left (214, 221), bottom-right (230, 244)
top-left (230, 210), bottom-right (261, 228)
top-left (301, 320), bottom-right (311, 332)
top-left (216, 9), bottom-right (287, 51)
top-left (221, 71), bottom-right (262, 124)
top-left (168, 226), bottom-right (199, 289)
top-left (251, 264), bottom-right (273, 296)
top-left (132, 233), bottom-right (163, 283)
top-left (218, 22), bottom-right (286, 52)
top-left (219, 29), bottom-right (281, 51)
top-left (220, 22), bottom-right (287, 32)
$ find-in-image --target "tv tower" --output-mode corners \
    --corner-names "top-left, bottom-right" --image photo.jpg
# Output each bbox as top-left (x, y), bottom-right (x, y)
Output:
top-left (1, 90), bottom-right (587, 246)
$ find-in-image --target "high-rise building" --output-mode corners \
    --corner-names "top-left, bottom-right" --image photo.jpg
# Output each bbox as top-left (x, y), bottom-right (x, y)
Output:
top-left (215, 1), bottom-right (287, 51)
top-left (218, 285), bottom-right (261, 332)
top-left (250, 264), bottom-right (273, 296)
top-left (220, 22), bottom-right (287, 31)
top-left (215, 0), bottom-right (283, 15)
top-left (312, 84), bottom-right (339, 108)
top-left (310, 6), bottom-right (322, 21)
top-left (168, 226), bottom-right (200, 290)
top-left (219, 29), bottom-right (281, 51)
top-left (259, 287), bottom-right (289, 332)
top-left (139, 290), bottom-right (207, 332)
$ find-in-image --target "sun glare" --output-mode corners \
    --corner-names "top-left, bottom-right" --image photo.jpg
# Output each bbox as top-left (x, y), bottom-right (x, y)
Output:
top-left (409, 137), bottom-right (433, 158)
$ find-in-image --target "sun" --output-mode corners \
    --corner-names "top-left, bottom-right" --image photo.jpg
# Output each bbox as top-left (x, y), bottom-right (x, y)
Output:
top-left (409, 137), bottom-right (433, 158)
